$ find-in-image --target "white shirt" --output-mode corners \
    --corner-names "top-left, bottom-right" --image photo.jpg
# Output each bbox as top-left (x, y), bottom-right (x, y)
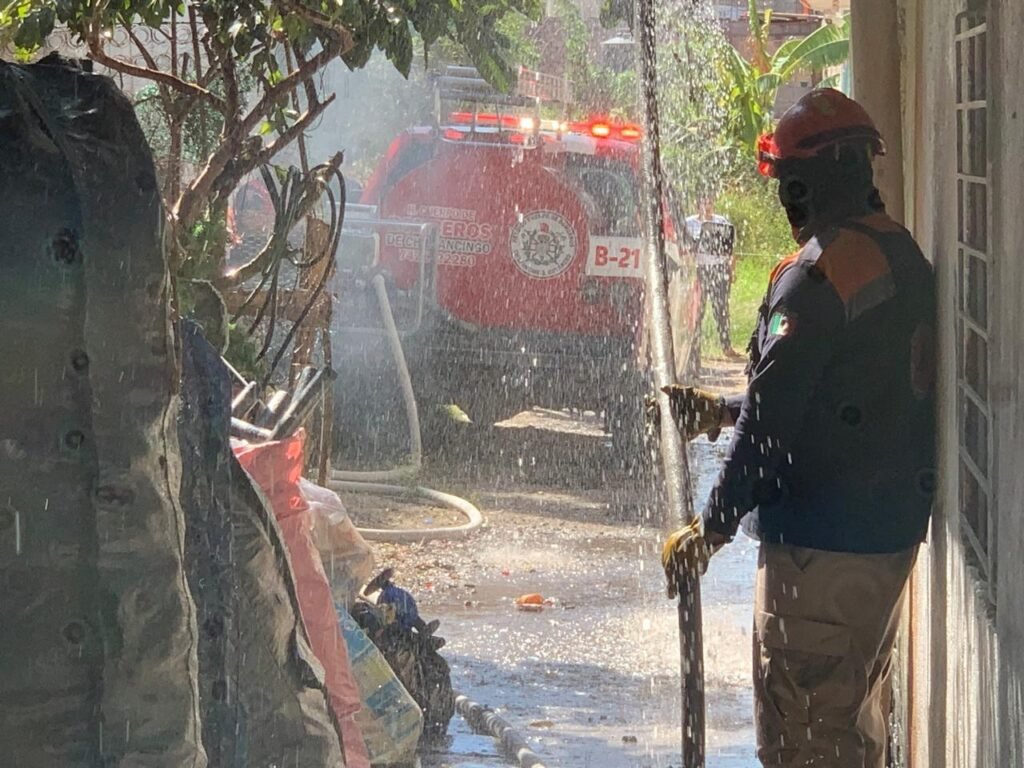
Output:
top-left (685, 214), bottom-right (734, 267)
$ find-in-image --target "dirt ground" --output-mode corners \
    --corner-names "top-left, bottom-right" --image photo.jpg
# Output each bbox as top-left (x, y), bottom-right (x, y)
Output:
top-left (337, 359), bottom-right (758, 768)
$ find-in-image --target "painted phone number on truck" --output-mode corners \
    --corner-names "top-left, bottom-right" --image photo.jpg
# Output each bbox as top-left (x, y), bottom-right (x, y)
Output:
top-left (398, 249), bottom-right (477, 267)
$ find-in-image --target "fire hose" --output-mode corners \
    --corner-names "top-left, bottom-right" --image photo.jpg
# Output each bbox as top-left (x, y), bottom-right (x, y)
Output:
top-left (635, 0), bottom-right (707, 765)
top-left (327, 274), bottom-right (483, 542)
top-left (331, 275), bottom-right (423, 484)
top-left (454, 693), bottom-right (548, 768)
top-left (227, 272), bottom-right (481, 542)
top-left (326, 278), bottom-right (548, 766)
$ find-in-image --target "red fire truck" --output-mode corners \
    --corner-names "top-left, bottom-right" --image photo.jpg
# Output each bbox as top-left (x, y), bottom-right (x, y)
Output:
top-left (331, 67), bottom-right (700, 456)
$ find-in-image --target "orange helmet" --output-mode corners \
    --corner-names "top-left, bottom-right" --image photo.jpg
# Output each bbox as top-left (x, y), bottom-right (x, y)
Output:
top-left (757, 89), bottom-right (886, 177)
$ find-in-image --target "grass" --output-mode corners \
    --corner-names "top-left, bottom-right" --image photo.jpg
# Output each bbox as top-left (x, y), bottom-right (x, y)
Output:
top-left (696, 177), bottom-right (795, 356)
top-left (724, 249), bottom-right (780, 350)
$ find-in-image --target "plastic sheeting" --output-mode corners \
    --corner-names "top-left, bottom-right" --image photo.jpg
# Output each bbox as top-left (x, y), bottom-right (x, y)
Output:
top-left (180, 322), bottom-right (346, 767)
top-left (339, 607), bottom-right (424, 765)
top-left (0, 56), bottom-right (204, 766)
top-left (303, 478), bottom-right (375, 608)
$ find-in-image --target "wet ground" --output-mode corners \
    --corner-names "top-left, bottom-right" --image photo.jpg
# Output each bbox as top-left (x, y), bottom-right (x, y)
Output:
top-left (339, 361), bottom-right (758, 768)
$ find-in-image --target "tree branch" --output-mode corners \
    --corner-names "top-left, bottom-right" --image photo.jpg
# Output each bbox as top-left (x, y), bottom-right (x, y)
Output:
top-left (285, 42), bottom-right (313, 173)
top-left (86, 25), bottom-right (225, 109)
top-left (255, 94), bottom-right (337, 167)
top-left (174, 9), bottom-right (247, 231)
top-left (197, 30), bottom-right (221, 88)
top-left (198, 9), bottom-right (240, 118)
top-left (240, 37), bottom-right (344, 134)
top-left (188, 7), bottom-right (203, 84)
top-left (175, 93), bottom-right (336, 230)
top-left (174, 137), bottom-right (245, 228)
top-left (291, 43), bottom-right (321, 112)
top-left (277, 2), bottom-right (356, 52)
top-left (125, 26), bottom-right (162, 75)
top-left (215, 96), bottom-right (338, 208)
top-left (172, 10), bottom-right (347, 229)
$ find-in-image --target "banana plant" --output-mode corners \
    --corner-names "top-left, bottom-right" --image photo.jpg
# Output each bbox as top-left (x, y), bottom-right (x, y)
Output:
top-left (723, 1), bottom-right (850, 152)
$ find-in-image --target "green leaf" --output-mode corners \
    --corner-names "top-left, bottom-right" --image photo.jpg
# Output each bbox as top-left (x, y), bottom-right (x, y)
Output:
top-left (386, 23), bottom-right (414, 77)
top-left (777, 39), bottom-right (849, 82)
top-left (12, 15), bottom-right (41, 50)
top-left (756, 72), bottom-right (782, 94)
top-left (769, 38), bottom-right (801, 70)
top-left (259, 120), bottom-right (274, 135)
top-left (272, 164), bottom-right (290, 186)
top-left (774, 20), bottom-right (849, 80)
top-left (233, 33), bottom-right (254, 57)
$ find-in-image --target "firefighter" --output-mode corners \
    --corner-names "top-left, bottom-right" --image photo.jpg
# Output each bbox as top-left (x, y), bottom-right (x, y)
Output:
top-left (660, 89), bottom-right (936, 768)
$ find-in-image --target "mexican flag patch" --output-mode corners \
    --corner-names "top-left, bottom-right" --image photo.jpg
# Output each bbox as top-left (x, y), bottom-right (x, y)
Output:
top-left (767, 311), bottom-right (795, 337)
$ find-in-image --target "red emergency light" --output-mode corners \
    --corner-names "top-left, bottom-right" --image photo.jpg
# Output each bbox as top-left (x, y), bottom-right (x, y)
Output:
top-left (570, 119), bottom-right (643, 142)
top-left (449, 111), bottom-right (521, 129)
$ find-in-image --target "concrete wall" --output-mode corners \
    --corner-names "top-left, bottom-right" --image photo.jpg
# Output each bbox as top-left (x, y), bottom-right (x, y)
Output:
top-left (722, 16), bottom-right (823, 60)
top-left (851, 0), bottom-right (905, 222)
top-left (986, 0), bottom-right (1024, 760)
top-left (892, 0), bottom-right (1024, 765)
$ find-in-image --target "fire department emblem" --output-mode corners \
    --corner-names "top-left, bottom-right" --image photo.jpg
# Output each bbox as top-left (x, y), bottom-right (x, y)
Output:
top-left (509, 210), bottom-right (577, 279)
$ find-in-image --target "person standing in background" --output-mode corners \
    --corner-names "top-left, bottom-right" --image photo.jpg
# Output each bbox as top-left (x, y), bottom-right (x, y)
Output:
top-left (686, 196), bottom-right (743, 361)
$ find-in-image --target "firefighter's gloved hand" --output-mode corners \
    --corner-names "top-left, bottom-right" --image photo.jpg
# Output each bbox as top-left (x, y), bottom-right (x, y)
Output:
top-left (661, 518), bottom-right (727, 599)
top-left (660, 385), bottom-right (727, 442)
top-left (643, 386), bottom-right (724, 439)
top-left (643, 393), bottom-right (661, 428)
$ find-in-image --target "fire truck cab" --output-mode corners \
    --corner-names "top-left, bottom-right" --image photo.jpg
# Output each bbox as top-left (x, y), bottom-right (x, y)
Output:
top-left (332, 67), bottom-right (700, 453)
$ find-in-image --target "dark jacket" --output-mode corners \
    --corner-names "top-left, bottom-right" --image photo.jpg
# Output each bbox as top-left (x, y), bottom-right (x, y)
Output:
top-left (702, 212), bottom-right (936, 554)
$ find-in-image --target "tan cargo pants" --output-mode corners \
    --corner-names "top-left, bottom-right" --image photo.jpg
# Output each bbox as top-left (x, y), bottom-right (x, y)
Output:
top-left (753, 542), bottom-right (917, 768)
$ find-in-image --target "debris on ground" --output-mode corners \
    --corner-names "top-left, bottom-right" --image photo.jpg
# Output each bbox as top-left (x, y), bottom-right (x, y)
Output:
top-left (515, 593), bottom-right (547, 612)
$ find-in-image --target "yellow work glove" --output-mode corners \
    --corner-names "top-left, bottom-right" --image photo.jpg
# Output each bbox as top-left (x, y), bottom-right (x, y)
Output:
top-left (660, 385), bottom-right (727, 442)
top-left (662, 519), bottom-right (731, 599)
top-left (661, 518), bottom-right (711, 599)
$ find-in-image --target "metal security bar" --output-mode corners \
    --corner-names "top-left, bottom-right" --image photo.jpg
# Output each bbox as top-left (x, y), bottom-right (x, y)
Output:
top-left (954, 9), bottom-right (996, 602)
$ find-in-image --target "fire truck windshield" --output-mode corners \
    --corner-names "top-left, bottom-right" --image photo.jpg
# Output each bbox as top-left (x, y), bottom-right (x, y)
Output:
top-left (559, 157), bottom-right (641, 237)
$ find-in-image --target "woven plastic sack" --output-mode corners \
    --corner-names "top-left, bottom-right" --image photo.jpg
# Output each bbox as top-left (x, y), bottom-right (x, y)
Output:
top-left (339, 606), bottom-right (424, 766)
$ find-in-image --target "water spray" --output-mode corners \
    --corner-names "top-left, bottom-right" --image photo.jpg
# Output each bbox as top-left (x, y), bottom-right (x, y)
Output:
top-left (635, 0), bottom-right (707, 764)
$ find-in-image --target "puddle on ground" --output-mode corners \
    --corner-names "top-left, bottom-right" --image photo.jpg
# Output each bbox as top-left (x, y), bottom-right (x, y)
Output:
top-left (397, 429), bottom-right (760, 768)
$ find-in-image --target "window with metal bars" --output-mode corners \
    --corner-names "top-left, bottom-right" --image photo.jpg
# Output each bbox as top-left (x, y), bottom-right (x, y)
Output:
top-left (954, 9), bottom-right (996, 599)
